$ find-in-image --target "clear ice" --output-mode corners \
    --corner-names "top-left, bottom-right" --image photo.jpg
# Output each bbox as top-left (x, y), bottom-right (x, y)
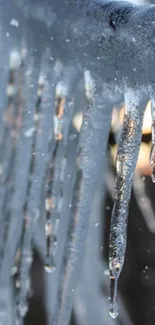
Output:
top-left (52, 71), bottom-right (113, 325)
top-left (44, 67), bottom-right (79, 272)
top-left (109, 92), bottom-right (148, 318)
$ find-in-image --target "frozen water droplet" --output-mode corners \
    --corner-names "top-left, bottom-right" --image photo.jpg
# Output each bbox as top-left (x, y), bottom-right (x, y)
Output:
top-left (95, 222), bottom-right (99, 227)
top-left (44, 263), bottom-right (56, 273)
top-left (18, 304), bottom-right (28, 317)
top-left (11, 265), bottom-right (18, 276)
top-left (9, 50), bottom-right (20, 69)
top-left (16, 280), bottom-right (21, 289)
top-left (10, 19), bottom-right (19, 27)
top-left (109, 304), bottom-right (118, 319)
top-left (24, 127), bottom-right (35, 137)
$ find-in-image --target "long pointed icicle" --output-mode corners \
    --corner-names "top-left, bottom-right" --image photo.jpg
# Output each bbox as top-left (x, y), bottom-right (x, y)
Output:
top-left (0, 55), bottom-right (40, 280)
top-left (52, 71), bottom-right (113, 325)
top-left (0, 48), bottom-right (27, 261)
top-left (109, 91), bottom-right (148, 319)
top-left (15, 74), bottom-right (44, 321)
top-left (17, 56), bottom-right (63, 318)
top-left (0, 50), bottom-right (25, 261)
top-left (0, 51), bottom-right (21, 216)
top-left (44, 89), bottom-right (66, 272)
top-left (44, 69), bottom-right (78, 272)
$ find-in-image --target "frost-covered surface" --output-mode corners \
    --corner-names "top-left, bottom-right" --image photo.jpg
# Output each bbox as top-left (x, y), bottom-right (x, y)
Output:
top-left (0, 0), bottom-right (155, 325)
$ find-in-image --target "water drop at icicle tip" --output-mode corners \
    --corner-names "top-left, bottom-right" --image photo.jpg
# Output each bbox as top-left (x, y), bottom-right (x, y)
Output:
top-left (44, 262), bottom-right (56, 274)
top-left (109, 302), bottom-right (118, 319)
top-left (18, 303), bottom-right (28, 317)
top-left (109, 273), bottom-right (119, 319)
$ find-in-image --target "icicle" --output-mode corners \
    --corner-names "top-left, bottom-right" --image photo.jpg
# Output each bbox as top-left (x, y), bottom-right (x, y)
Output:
top-left (11, 74), bottom-right (43, 310)
top-left (44, 104), bottom-right (68, 271)
top-left (0, 54), bottom-right (40, 279)
top-left (0, 50), bottom-right (20, 211)
top-left (16, 75), bottom-right (43, 318)
top-left (44, 82), bottom-right (67, 272)
top-left (17, 54), bottom-right (63, 316)
top-left (44, 67), bottom-right (79, 272)
top-left (52, 71), bottom-right (113, 325)
top-left (0, 49), bottom-right (26, 263)
top-left (109, 91), bottom-right (148, 318)
top-left (150, 101), bottom-right (155, 182)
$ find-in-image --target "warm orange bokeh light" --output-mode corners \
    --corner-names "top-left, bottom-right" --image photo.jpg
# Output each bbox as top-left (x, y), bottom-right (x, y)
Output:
top-left (111, 142), bottom-right (152, 176)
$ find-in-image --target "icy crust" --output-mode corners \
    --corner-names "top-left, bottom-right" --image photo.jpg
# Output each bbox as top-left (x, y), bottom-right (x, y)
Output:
top-left (13, 0), bottom-right (155, 92)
